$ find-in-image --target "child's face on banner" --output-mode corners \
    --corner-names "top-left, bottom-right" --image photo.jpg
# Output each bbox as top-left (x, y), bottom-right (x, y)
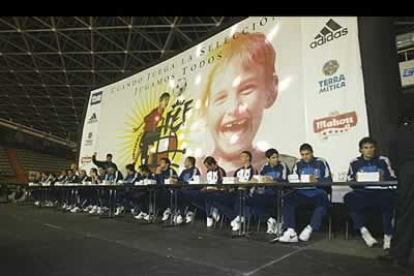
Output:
top-left (206, 60), bottom-right (269, 157)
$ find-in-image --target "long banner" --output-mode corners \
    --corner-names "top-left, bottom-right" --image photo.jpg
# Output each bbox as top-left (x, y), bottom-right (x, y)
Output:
top-left (79, 17), bottom-right (369, 201)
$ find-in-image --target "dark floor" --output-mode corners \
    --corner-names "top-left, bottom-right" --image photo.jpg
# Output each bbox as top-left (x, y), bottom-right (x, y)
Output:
top-left (1, 204), bottom-right (413, 276)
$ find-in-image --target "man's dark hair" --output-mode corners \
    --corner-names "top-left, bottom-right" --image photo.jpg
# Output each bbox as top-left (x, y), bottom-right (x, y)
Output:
top-left (265, 148), bottom-right (279, 158)
top-left (203, 156), bottom-right (217, 166)
top-left (67, 170), bottom-right (73, 174)
top-left (241, 151), bottom-right (252, 162)
top-left (139, 164), bottom-right (151, 174)
top-left (186, 156), bottom-right (196, 166)
top-left (90, 168), bottom-right (98, 175)
top-left (125, 164), bottom-right (135, 172)
top-left (160, 158), bottom-right (171, 166)
top-left (160, 92), bottom-right (170, 102)
top-left (359, 137), bottom-right (378, 149)
top-left (106, 153), bottom-right (113, 158)
top-left (299, 143), bottom-right (313, 152)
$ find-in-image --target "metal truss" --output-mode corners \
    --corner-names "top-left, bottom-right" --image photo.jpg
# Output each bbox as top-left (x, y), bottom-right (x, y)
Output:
top-left (394, 16), bottom-right (414, 34)
top-left (0, 17), bottom-right (245, 142)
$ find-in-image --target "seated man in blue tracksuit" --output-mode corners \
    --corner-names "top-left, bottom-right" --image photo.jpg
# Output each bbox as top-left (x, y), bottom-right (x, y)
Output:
top-left (97, 164), bottom-right (123, 215)
top-left (176, 156), bottom-right (201, 224)
top-left (63, 169), bottom-right (81, 210)
top-left (259, 148), bottom-right (290, 235)
top-left (114, 164), bottom-right (141, 216)
top-left (58, 170), bottom-right (68, 183)
top-left (97, 167), bottom-right (106, 182)
top-left (343, 137), bottom-right (397, 250)
top-left (104, 165), bottom-right (123, 183)
top-left (193, 156), bottom-right (226, 227)
top-left (67, 169), bottom-right (80, 183)
top-left (83, 168), bottom-right (101, 213)
top-left (154, 158), bottom-right (178, 221)
top-left (133, 165), bottom-right (156, 220)
top-left (211, 151), bottom-right (258, 232)
top-left (279, 143), bottom-right (332, 243)
top-left (69, 170), bottom-right (92, 213)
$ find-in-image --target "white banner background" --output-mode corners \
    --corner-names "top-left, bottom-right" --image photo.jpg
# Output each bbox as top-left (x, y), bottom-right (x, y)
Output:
top-left (79, 17), bottom-right (369, 201)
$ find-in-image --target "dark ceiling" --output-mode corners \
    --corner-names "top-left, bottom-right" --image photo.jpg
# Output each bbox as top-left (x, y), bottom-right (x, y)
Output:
top-left (0, 17), bottom-right (411, 142)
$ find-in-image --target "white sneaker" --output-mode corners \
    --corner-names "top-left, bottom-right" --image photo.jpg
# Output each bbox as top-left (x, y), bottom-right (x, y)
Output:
top-left (211, 207), bottom-right (220, 222)
top-left (360, 227), bottom-right (378, 247)
top-left (299, 225), bottom-right (313, 242)
top-left (62, 203), bottom-right (67, 209)
top-left (383, 235), bottom-right (392, 251)
top-left (231, 216), bottom-right (244, 232)
top-left (130, 208), bottom-right (139, 216)
top-left (70, 207), bottom-right (81, 213)
top-left (279, 228), bottom-right (299, 243)
top-left (135, 212), bottom-right (147, 220)
top-left (66, 205), bottom-right (73, 210)
top-left (230, 216), bottom-right (244, 227)
top-left (232, 220), bottom-right (241, 232)
top-left (34, 201), bottom-right (40, 206)
top-left (175, 215), bottom-right (184, 225)
top-left (83, 205), bottom-right (93, 212)
top-left (114, 206), bottom-right (124, 216)
top-left (267, 217), bottom-right (277, 234)
top-left (162, 208), bottom-right (171, 221)
top-left (143, 214), bottom-right (153, 221)
top-left (206, 217), bottom-right (214, 227)
top-left (89, 205), bottom-right (98, 214)
top-left (97, 207), bottom-right (103, 215)
top-left (185, 211), bottom-right (195, 224)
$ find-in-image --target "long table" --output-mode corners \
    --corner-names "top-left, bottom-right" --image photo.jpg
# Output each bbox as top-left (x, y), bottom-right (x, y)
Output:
top-left (21, 181), bottom-right (398, 238)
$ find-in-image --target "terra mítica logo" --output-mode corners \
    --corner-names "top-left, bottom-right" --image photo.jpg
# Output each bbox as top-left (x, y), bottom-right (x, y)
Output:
top-left (319, 60), bottom-right (346, 94)
top-left (323, 60), bottom-right (339, 76)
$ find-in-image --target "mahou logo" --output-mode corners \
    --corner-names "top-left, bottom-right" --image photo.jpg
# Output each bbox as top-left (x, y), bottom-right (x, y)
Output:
top-left (310, 19), bottom-right (348, 49)
top-left (313, 111), bottom-right (358, 140)
top-left (81, 156), bottom-right (92, 164)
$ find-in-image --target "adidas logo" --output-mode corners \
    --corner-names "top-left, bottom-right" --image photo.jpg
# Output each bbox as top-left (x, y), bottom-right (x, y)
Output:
top-left (87, 113), bottom-right (98, 124)
top-left (310, 19), bottom-right (348, 49)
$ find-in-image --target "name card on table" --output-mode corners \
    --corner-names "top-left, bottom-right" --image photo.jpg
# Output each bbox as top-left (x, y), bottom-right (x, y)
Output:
top-left (288, 174), bottom-right (300, 183)
top-left (237, 176), bottom-right (250, 183)
top-left (223, 177), bottom-right (236, 184)
top-left (300, 174), bottom-right (311, 183)
top-left (253, 175), bottom-right (263, 183)
top-left (356, 172), bottom-right (380, 182)
top-left (356, 171), bottom-right (390, 189)
top-left (189, 175), bottom-right (201, 184)
top-left (143, 179), bottom-right (156, 185)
